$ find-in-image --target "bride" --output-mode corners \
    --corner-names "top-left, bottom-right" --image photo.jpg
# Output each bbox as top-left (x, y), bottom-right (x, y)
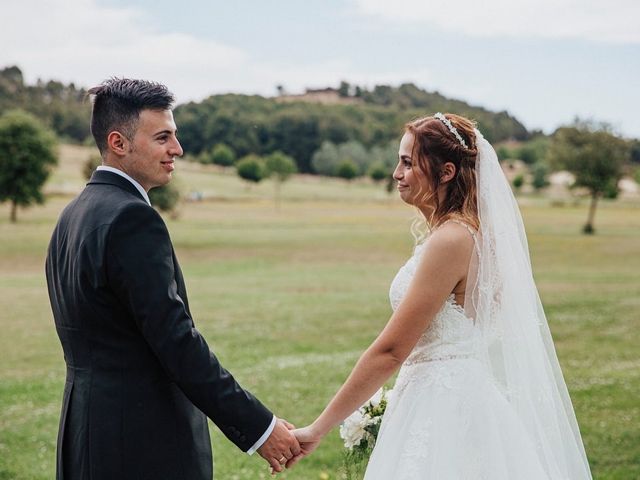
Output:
top-left (290, 113), bottom-right (592, 479)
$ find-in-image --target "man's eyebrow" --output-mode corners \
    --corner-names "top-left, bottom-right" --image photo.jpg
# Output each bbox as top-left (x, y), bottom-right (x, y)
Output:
top-left (153, 129), bottom-right (175, 137)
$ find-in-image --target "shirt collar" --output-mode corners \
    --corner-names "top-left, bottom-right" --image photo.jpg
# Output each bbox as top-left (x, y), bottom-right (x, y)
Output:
top-left (96, 166), bottom-right (151, 206)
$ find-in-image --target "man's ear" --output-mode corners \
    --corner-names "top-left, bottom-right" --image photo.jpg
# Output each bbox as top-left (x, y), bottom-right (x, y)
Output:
top-left (107, 131), bottom-right (129, 156)
top-left (440, 162), bottom-right (457, 184)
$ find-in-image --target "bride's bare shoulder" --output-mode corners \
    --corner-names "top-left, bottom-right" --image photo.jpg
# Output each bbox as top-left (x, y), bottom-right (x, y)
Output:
top-left (428, 221), bottom-right (476, 251)
top-left (414, 222), bottom-right (475, 282)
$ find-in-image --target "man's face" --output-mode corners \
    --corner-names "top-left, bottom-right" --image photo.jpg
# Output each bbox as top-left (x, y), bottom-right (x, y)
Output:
top-left (123, 109), bottom-right (183, 191)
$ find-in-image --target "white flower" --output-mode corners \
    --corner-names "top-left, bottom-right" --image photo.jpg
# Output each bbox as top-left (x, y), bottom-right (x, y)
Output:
top-left (365, 415), bottom-right (382, 427)
top-left (341, 388), bottom-right (389, 451)
top-left (340, 409), bottom-right (368, 449)
top-left (368, 388), bottom-right (384, 408)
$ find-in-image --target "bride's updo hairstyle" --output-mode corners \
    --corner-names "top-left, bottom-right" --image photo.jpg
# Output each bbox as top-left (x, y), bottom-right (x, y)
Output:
top-left (405, 113), bottom-right (480, 231)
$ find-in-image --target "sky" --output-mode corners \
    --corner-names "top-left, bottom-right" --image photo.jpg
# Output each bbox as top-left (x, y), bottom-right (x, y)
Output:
top-left (2, 0), bottom-right (639, 138)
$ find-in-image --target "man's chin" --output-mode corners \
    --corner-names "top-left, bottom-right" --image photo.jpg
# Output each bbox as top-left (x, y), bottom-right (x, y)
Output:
top-left (149, 177), bottom-right (172, 191)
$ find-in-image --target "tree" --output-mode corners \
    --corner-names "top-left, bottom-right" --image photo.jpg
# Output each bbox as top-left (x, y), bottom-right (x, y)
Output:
top-left (209, 143), bottom-right (236, 166)
top-left (338, 141), bottom-right (369, 175)
top-left (369, 162), bottom-right (388, 183)
top-left (311, 140), bottom-right (372, 177)
top-left (531, 161), bottom-right (550, 191)
top-left (149, 182), bottom-right (181, 217)
top-left (386, 174), bottom-right (396, 195)
top-left (630, 139), bottom-right (640, 164)
top-left (512, 174), bottom-right (524, 192)
top-left (337, 160), bottom-right (358, 182)
top-left (338, 81), bottom-right (351, 97)
top-left (265, 151), bottom-right (297, 208)
top-left (0, 110), bottom-right (57, 222)
top-left (0, 66), bottom-right (90, 143)
top-left (83, 154), bottom-right (103, 180)
top-left (268, 111), bottom-right (321, 173)
top-left (517, 136), bottom-right (549, 165)
top-left (496, 146), bottom-right (512, 161)
top-left (548, 122), bottom-right (630, 234)
top-left (311, 141), bottom-right (340, 176)
top-left (370, 141), bottom-right (398, 168)
top-left (517, 146), bottom-right (537, 165)
top-left (236, 154), bottom-right (266, 186)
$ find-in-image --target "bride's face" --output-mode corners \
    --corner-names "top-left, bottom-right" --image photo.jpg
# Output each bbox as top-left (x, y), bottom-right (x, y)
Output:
top-left (393, 132), bottom-right (430, 207)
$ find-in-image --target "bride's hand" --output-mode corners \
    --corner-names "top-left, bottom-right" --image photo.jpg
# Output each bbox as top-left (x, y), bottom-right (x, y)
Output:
top-left (285, 425), bottom-right (323, 468)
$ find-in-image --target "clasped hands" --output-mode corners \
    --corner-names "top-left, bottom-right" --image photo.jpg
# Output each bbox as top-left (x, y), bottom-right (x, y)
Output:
top-left (257, 419), bottom-right (322, 474)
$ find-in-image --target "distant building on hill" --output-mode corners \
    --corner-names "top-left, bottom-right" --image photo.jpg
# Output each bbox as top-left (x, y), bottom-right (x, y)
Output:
top-left (276, 87), bottom-right (362, 105)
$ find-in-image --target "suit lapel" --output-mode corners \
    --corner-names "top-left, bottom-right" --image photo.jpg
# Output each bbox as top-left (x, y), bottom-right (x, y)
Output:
top-left (88, 170), bottom-right (147, 203)
top-left (171, 248), bottom-right (192, 320)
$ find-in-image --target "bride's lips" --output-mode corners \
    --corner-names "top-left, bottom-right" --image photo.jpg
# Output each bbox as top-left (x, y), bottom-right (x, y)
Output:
top-left (397, 184), bottom-right (409, 190)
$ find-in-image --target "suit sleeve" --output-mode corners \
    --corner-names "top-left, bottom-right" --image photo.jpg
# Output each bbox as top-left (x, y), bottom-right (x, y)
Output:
top-left (106, 202), bottom-right (273, 451)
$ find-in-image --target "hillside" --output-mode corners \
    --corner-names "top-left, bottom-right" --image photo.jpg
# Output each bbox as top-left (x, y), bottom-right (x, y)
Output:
top-left (0, 66), bottom-right (89, 142)
top-left (1, 65), bottom-right (530, 173)
top-left (174, 86), bottom-right (529, 172)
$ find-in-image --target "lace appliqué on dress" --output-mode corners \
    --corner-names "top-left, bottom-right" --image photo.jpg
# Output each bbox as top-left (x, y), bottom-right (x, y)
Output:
top-left (385, 233), bottom-right (484, 412)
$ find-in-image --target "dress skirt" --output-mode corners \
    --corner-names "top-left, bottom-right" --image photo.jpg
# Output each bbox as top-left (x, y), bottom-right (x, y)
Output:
top-left (364, 357), bottom-right (551, 480)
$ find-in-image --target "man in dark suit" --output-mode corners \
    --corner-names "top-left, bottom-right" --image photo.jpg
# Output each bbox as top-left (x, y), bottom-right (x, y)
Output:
top-left (45, 78), bottom-right (299, 479)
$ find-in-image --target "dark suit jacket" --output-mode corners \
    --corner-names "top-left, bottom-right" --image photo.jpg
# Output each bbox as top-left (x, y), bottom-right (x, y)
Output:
top-left (45, 170), bottom-right (273, 479)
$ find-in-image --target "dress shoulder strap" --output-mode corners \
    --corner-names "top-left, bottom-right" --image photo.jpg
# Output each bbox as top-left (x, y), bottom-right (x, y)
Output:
top-left (440, 219), bottom-right (481, 257)
top-left (441, 219), bottom-right (477, 238)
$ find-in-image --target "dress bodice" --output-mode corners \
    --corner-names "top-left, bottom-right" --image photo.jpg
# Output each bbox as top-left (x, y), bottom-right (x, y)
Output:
top-left (389, 241), bottom-right (481, 365)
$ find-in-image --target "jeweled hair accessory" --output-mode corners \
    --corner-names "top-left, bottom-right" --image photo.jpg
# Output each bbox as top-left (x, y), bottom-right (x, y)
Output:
top-left (434, 112), bottom-right (468, 149)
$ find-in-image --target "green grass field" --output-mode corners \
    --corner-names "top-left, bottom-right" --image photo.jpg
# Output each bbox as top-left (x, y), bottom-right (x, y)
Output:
top-left (1, 146), bottom-right (639, 479)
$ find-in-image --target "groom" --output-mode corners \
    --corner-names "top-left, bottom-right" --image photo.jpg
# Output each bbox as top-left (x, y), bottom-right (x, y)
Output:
top-left (45, 78), bottom-right (299, 479)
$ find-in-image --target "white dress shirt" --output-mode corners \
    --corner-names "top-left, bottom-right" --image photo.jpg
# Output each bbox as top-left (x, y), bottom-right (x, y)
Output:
top-left (95, 165), bottom-right (275, 454)
top-left (96, 166), bottom-right (151, 205)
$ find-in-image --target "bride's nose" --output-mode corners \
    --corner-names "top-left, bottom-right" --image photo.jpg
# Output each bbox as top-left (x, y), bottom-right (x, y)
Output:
top-left (393, 162), bottom-right (403, 180)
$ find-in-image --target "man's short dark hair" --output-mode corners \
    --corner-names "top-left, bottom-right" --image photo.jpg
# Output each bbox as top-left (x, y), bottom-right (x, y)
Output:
top-left (88, 78), bottom-right (175, 156)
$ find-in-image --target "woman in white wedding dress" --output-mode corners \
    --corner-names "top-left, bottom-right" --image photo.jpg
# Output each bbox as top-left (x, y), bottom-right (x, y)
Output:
top-left (291, 113), bottom-right (592, 479)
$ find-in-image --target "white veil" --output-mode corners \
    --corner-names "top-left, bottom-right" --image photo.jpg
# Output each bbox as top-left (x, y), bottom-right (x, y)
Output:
top-left (463, 130), bottom-right (592, 479)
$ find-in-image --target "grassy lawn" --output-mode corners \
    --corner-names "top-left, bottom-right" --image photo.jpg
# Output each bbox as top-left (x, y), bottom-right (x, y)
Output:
top-left (0, 146), bottom-right (638, 479)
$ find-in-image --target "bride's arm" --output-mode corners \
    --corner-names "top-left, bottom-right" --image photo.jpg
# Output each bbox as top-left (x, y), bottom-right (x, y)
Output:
top-left (291, 224), bottom-right (474, 460)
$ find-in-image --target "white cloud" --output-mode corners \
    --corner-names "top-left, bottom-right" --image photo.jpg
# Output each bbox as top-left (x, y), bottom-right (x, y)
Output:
top-left (1, 0), bottom-right (434, 103)
top-left (1, 0), bottom-right (638, 137)
top-left (1, 0), bottom-right (248, 103)
top-left (350, 0), bottom-right (640, 44)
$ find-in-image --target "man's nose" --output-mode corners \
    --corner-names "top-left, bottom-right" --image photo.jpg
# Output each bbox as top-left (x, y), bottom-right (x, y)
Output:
top-left (171, 139), bottom-right (184, 157)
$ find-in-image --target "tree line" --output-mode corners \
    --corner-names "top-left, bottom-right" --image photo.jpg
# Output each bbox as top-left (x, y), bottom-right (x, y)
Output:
top-left (1, 65), bottom-right (638, 233)
top-left (173, 90), bottom-right (529, 174)
top-left (0, 66), bottom-right (531, 175)
top-left (0, 66), bottom-right (89, 143)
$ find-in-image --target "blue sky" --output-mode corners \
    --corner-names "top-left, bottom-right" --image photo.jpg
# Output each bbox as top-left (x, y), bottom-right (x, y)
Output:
top-left (3, 0), bottom-right (639, 137)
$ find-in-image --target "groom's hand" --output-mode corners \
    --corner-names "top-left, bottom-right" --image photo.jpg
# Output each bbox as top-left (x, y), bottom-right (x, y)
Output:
top-left (257, 418), bottom-right (300, 473)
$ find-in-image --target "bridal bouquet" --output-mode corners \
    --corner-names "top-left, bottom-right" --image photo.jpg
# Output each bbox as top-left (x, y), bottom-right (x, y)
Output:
top-left (340, 388), bottom-right (388, 479)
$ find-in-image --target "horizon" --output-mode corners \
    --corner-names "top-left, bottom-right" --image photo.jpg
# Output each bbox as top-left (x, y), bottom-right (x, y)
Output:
top-left (3, 0), bottom-right (639, 138)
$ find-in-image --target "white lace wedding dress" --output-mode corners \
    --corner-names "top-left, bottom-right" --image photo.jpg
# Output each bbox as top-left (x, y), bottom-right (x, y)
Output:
top-left (363, 237), bottom-right (553, 480)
